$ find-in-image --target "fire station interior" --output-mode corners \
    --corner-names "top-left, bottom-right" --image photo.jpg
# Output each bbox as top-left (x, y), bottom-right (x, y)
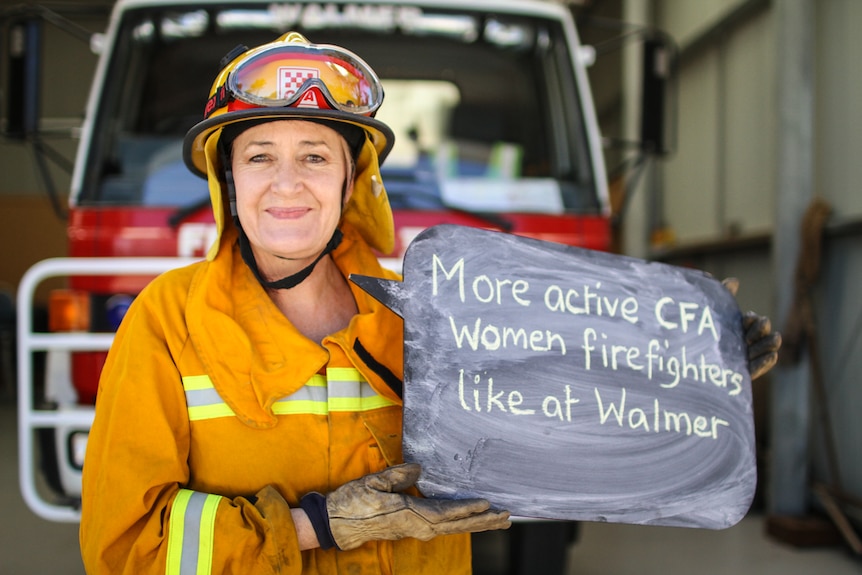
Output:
top-left (2, 0), bottom-right (862, 574)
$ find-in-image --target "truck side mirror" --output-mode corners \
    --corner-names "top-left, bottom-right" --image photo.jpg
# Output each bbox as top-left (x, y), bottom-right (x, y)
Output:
top-left (640, 34), bottom-right (676, 156)
top-left (4, 17), bottom-right (42, 140)
top-left (577, 17), bottom-right (677, 159)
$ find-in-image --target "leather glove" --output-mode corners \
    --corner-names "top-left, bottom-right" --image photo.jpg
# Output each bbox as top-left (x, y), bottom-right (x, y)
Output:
top-left (301, 463), bottom-right (510, 551)
top-left (722, 278), bottom-right (782, 379)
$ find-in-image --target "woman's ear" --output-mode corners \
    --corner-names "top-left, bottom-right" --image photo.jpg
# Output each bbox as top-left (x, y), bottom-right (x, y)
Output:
top-left (343, 180), bottom-right (355, 207)
top-left (342, 149), bottom-right (357, 208)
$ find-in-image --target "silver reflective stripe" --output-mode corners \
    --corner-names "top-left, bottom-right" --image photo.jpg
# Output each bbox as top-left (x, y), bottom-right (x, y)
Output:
top-left (327, 367), bottom-right (396, 411)
top-left (166, 489), bottom-right (221, 575)
top-left (183, 375), bottom-right (235, 421)
top-left (185, 387), bottom-right (224, 408)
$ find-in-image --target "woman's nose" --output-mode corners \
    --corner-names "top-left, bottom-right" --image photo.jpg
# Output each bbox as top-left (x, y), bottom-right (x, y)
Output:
top-left (270, 160), bottom-right (301, 193)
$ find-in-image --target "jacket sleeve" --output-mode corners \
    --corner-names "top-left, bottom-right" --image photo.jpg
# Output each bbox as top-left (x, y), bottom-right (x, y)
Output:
top-left (80, 272), bottom-right (303, 574)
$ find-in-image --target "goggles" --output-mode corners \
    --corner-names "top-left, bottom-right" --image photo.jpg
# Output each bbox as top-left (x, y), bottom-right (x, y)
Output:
top-left (205, 41), bottom-right (383, 119)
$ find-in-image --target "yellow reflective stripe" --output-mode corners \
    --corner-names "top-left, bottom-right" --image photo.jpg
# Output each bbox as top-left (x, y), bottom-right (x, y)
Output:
top-left (272, 400), bottom-right (328, 415)
top-left (329, 394), bottom-right (396, 411)
top-left (166, 490), bottom-right (190, 574)
top-left (188, 403), bottom-right (236, 421)
top-left (327, 369), bottom-right (395, 411)
top-left (327, 374), bottom-right (397, 411)
top-left (166, 489), bottom-right (222, 575)
top-left (197, 495), bottom-right (219, 575)
top-left (271, 380), bottom-right (327, 414)
top-left (182, 375), bottom-right (213, 391)
top-left (183, 376), bottom-right (236, 421)
top-left (308, 374), bottom-right (327, 387)
top-left (326, 367), bottom-right (360, 381)
top-left (181, 369), bottom-right (393, 420)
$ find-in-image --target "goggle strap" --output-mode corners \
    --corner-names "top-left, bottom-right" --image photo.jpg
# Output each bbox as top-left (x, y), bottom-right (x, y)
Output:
top-left (218, 137), bottom-right (238, 217)
top-left (205, 83), bottom-right (233, 119)
top-left (220, 44), bottom-right (249, 70)
top-left (202, 44), bottom-right (249, 118)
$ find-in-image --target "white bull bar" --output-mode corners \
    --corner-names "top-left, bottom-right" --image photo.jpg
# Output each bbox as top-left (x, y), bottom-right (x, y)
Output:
top-left (17, 256), bottom-right (542, 524)
top-left (17, 257), bottom-right (196, 522)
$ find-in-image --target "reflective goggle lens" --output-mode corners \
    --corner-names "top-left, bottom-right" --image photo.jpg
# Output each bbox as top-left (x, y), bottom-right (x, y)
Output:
top-left (225, 44), bottom-right (382, 116)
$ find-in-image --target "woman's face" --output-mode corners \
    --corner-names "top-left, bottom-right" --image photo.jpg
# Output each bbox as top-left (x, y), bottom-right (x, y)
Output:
top-left (231, 120), bottom-right (353, 271)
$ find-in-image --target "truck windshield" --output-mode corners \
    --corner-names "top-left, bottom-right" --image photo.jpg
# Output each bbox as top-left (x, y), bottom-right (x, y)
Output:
top-left (79, 2), bottom-right (600, 216)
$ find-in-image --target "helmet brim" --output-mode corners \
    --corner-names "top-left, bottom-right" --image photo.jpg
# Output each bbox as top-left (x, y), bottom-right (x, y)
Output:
top-left (182, 107), bottom-right (394, 178)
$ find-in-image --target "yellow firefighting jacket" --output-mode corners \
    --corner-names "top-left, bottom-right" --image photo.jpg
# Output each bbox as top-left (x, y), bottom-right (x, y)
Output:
top-left (79, 222), bottom-right (473, 574)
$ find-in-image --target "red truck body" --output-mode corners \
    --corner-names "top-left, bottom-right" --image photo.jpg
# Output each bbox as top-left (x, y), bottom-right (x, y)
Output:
top-left (17, 14), bottom-right (612, 573)
top-left (67, 206), bottom-right (609, 404)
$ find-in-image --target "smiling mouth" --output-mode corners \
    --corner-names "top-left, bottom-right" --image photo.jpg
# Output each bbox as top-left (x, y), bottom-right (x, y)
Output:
top-left (267, 206), bottom-right (311, 220)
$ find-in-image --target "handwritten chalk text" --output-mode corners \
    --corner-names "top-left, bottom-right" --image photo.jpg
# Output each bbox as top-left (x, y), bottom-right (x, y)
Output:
top-left (449, 317), bottom-right (567, 354)
top-left (595, 387), bottom-right (730, 439)
top-left (434, 255), bottom-right (531, 307)
top-left (581, 329), bottom-right (743, 395)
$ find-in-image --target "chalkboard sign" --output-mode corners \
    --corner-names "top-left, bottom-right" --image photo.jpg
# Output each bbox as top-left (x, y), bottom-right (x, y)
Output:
top-left (351, 225), bottom-right (756, 529)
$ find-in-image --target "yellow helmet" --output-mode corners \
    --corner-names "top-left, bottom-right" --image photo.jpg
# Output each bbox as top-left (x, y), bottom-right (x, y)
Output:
top-left (182, 32), bottom-right (396, 257)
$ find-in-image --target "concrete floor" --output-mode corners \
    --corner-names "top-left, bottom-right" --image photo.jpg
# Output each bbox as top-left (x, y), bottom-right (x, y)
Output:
top-left (1, 398), bottom-right (860, 575)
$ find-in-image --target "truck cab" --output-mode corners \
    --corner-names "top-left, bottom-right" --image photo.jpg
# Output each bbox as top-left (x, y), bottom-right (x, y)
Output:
top-left (13, 0), bottom-right (613, 571)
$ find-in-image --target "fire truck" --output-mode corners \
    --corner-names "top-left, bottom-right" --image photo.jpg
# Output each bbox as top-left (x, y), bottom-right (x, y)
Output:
top-left (8, 0), bottom-right (669, 571)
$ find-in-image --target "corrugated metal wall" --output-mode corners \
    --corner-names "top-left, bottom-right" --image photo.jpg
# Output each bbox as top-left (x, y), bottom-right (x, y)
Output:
top-left (630, 0), bottom-right (862, 523)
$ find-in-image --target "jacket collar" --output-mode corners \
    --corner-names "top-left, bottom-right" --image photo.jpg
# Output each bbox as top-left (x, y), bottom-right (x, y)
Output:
top-left (186, 224), bottom-right (403, 428)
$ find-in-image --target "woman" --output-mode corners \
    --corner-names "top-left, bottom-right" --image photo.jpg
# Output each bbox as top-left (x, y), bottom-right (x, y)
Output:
top-left (80, 32), bottom-right (509, 574)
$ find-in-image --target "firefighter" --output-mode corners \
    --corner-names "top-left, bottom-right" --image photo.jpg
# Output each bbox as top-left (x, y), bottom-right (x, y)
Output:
top-left (80, 32), bottom-right (510, 574)
top-left (79, 31), bottom-right (781, 575)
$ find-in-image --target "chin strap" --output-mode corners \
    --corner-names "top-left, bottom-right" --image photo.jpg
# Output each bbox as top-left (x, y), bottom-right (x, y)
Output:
top-left (237, 221), bottom-right (344, 290)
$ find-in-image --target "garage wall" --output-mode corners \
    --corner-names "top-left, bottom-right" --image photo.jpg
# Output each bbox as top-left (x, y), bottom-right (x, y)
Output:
top-left (809, 0), bottom-right (862, 519)
top-left (626, 0), bottom-right (862, 523)
top-left (815, 1), bottom-right (862, 218)
top-left (0, 3), bottom-right (109, 294)
top-left (657, 0), bottom-right (775, 246)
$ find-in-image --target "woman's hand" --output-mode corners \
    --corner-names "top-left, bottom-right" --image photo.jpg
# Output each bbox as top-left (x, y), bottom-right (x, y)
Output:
top-left (722, 278), bottom-right (782, 380)
top-left (302, 463), bottom-right (510, 551)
